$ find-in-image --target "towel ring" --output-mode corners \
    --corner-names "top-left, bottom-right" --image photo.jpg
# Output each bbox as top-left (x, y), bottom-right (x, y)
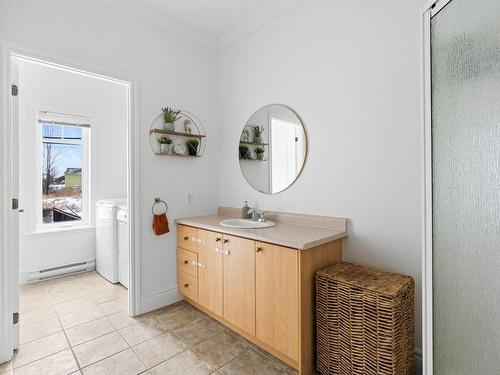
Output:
top-left (152, 198), bottom-right (168, 215)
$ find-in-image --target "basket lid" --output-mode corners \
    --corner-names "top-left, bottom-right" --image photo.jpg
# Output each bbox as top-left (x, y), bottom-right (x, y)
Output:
top-left (317, 262), bottom-right (414, 298)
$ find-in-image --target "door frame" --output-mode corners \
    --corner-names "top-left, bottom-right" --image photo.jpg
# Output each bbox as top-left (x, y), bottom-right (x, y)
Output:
top-left (421, 0), bottom-right (453, 374)
top-left (0, 39), bottom-right (141, 363)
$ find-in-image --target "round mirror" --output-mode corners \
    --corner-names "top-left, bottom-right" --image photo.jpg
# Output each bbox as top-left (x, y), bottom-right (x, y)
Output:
top-left (239, 104), bottom-right (307, 194)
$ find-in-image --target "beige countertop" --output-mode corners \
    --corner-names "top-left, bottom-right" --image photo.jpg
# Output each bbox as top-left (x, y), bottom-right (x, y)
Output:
top-left (174, 211), bottom-right (348, 250)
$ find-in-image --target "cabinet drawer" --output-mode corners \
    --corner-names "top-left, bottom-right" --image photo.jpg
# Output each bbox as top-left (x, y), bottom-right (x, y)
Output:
top-left (178, 225), bottom-right (198, 252)
top-left (178, 271), bottom-right (198, 301)
top-left (178, 248), bottom-right (198, 278)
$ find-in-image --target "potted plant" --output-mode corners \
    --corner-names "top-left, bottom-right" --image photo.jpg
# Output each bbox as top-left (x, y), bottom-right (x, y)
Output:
top-left (186, 139), bottom-right (200, 156)
top-left (161, 107), bottom-right (181, 131)
top-left (252, 125), bottom-right (265, 143)
top-left (158, 136), bottom-right (173, 153)
top-left (255, 146), bottom-right (265, 160)
top-left (239, 144), bottom-right (250, 159)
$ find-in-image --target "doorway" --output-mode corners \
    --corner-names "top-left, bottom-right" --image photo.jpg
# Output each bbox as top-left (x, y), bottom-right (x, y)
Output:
top-left (0, 47), bottom-right (139, 365)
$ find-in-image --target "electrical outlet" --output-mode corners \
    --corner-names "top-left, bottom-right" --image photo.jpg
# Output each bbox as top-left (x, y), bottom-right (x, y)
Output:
top-left (187, 193), bottom-right (194, 204)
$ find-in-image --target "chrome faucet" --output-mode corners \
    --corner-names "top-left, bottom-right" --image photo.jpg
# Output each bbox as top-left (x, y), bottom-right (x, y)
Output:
top-left (247, 208), bottom-right (267, 222)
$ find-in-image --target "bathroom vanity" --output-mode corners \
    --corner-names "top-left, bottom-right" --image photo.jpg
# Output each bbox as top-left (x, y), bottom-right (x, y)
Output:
top-left (175, 208), bottom-right (348, 375)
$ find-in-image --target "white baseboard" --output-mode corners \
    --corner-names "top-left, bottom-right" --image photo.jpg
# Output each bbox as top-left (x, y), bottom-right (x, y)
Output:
top-left (19, 272), bottom-right (29, 285)
top-left (139, 287), bottom-right (182, 315)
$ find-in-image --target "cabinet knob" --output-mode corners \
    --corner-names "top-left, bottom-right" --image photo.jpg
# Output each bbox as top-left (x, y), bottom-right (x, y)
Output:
top-left (223, 238), bottom-right (229, 244)
top-left (183, 236), bottom-right (189, 241)
top-left (183, 260), bottom-right (189, 265)
top-left (184, 283), bottom-right (189, 288)
top-left (256, 246), bottom-right (263, 252)
top-left (215, 237), bottom-right (221, 242)
top-left (223, 249), bottom-right (231, 256)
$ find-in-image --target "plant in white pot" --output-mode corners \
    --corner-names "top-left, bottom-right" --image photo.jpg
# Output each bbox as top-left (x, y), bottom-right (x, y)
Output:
top-left (255, 146), bottom-right (265, 160)
top-left (161, 107), bottom-right (181, 131)
top-left (252, 125), bottom-right (265, 144)
top-left (158, 136), bottom-right (173, 153)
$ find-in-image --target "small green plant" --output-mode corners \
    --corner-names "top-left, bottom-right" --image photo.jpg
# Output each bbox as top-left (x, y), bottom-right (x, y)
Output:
top-left (158, 136), bottom-right (173, 144)
top-left (254, 146), bottom-right (265, 154)
top-left (252, 125), bottom-right (265, 137)
top-left (239, 145), bottom-right (250, 159)
top-left (186, 139), bottom-right (200, 156)
top-left (161, 107), bottom-right (181, 124)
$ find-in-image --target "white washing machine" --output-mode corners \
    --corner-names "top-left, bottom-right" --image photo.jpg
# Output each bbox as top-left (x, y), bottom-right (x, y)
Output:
top-left (96, 199), bottom-right (126, 283)
top-left (116, 203), bottom-right (129, 289)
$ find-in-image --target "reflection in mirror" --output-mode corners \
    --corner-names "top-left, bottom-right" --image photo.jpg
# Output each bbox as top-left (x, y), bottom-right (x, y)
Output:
top-left (239, 104), bottom-right (307, 194)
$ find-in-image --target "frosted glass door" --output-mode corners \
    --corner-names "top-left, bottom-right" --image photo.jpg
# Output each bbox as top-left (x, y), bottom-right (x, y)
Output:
top-left (431, 0), bottom-right (500, 373)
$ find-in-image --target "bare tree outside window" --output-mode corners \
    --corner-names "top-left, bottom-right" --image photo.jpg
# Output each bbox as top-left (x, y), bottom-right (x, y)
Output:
top-left (41, 123), bottom-right (85, 223)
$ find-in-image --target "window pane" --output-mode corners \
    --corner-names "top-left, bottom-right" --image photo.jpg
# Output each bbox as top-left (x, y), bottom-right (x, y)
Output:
top-left (42, 124), bottom-right (62, 139)
top-left (42, 142), bottom-right (83, 223)
top-left (63, 126), bottom-right (82, 140)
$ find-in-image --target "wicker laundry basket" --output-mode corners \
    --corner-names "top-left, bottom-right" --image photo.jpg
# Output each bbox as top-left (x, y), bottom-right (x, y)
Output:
top-left (316, 262), bottom-right (414, 375)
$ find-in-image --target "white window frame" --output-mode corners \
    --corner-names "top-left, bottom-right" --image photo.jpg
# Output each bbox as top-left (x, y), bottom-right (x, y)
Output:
top-left (35, 112), bottom-right (91, 232)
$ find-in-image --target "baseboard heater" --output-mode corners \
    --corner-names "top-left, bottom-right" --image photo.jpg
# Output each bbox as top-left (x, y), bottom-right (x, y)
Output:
top-left (27, 259), bottom-right (96, 283)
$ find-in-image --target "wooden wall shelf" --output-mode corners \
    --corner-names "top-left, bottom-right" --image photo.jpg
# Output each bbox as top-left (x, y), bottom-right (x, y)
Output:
top-left (155, 152), bottom-right (201, 158)
top-left (239, 141), bottom-right (268, 146)
top-left (149, 110), bottom-right (206, 158)
top-left (151, 128), bottom-right (206, 139)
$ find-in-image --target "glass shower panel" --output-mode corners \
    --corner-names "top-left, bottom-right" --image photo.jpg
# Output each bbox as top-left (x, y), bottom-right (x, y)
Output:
top-left (431, 0), bottom-right (500, 373)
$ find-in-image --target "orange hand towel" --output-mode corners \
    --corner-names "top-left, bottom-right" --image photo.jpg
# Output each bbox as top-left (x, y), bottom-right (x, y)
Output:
top-left (153, 213), bottom-right (170, 235)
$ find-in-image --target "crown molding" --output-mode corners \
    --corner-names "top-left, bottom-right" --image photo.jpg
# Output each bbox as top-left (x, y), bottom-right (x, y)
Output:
top-left (121, 0), bottom-right (218, 51)
top-left (116, 0), bottom-right (302, 52)
top-left (217, 0), bottom-right (303, 50)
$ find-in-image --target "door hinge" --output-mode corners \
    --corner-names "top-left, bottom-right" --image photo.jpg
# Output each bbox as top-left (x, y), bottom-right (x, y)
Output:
top-left (11, 84), bottom-right (18, 96)
top-left (13, 312), bottom-right (19, 324)
top-left (12, 198), bottom-right (19, 210)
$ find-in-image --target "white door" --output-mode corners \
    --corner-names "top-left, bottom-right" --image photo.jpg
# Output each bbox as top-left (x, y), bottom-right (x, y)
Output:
top-left (11, 56), bottom-right (20, 352)
top-left (0, 53), bottom-right (21, 364)
top-left (270, 117), bottom-right (303, 193)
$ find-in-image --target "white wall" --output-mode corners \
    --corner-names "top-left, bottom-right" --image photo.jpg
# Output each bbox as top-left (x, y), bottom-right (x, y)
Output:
top-left (17, 58), bottom-right (128, 280)
top-left (1, 0), bottom-right (425, 352)
top-left (217, 0), bottom-right (424, 351)
top-left (0, 0), bottom-right (220, 311)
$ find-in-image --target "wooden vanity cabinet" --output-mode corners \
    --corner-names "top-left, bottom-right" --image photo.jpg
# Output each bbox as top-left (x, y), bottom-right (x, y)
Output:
top-left (197, 229), bottom-right (224, 316)
top-left (255, 241), bottom-right (299, 362)
top-left (222, 234), bottom-right (256, 335)
top-left (177, 224), bottom-right (342, 375)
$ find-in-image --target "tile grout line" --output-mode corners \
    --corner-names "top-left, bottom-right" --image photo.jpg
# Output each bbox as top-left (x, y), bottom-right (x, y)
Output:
top-left (16, 273), bottom-right (124, 373)
top-left (54, 300), bottom-right (84, 373)
top-left (112, 314), bottom-right (152, 373)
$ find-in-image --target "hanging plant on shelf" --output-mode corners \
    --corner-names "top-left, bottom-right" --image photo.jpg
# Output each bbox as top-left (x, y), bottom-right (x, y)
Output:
top-left (239, 145), bottom-right (250, 159)
top-left (186, 139), bottom-right (200, 156)
top-left (158, 136), bottom-right (173, 153)
top-left (161, 107), bottom-right (181, 132)
top-left (255, 146), bottom-right (265, 160)
top-left (252, 125), bottom-right (265, 144)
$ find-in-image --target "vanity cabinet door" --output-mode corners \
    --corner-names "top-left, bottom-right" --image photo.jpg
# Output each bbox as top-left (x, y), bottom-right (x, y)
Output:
top-left (197, 229), bottom-right (224, 317)
top-left (255, 242), bottom-right (299, 361)
top-left (222, 234), bottom-right (256, 335)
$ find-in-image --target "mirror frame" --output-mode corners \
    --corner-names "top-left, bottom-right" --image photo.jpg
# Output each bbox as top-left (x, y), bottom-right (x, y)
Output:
top-left (238, 104), bottom-right (308, 194)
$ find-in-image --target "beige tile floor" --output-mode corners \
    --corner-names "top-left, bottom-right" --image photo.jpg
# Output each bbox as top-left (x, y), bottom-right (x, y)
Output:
top-left (1, 271), bottom-right (298, 375)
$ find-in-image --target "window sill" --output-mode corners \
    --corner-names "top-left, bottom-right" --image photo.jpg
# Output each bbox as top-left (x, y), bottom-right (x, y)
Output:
top-left (25, 225), bottom-right (96, 239)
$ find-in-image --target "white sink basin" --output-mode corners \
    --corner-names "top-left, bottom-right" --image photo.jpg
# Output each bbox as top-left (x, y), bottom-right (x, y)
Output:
top-left (220, 218), bottom-right (276, 229)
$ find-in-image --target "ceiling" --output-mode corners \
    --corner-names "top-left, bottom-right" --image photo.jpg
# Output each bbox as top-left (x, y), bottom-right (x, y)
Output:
top-left (130, 0), bottom-right (301, 48)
